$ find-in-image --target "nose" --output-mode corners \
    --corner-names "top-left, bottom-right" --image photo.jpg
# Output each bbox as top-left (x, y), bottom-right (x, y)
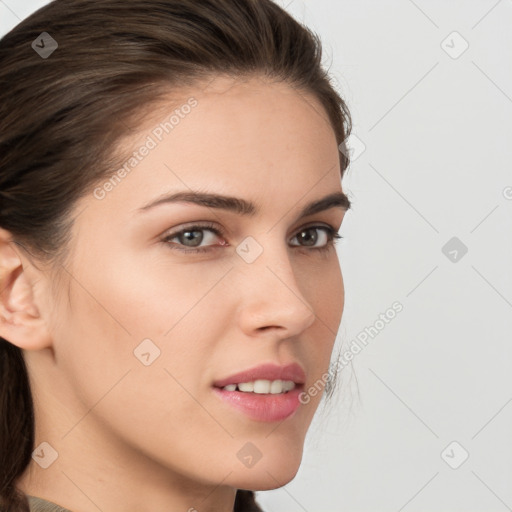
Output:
top-left (235, 241), bottom-right (317, 339)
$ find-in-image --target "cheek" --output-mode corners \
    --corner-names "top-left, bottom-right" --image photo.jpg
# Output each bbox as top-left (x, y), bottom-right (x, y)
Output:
top-left (54, 253), bottom-right (231, 404)
top-left (300, 253), bottom-right (344, 335)
top-left (51, 262), bottom-right (232, 461)
top-left (299, 255), bottom-right (344, 396)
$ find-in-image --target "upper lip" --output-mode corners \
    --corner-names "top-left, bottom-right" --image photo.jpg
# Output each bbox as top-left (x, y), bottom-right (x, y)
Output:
top-left (213, 362), bottom-right (306, 388)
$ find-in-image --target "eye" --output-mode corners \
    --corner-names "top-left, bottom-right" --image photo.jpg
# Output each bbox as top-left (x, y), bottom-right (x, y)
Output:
top-left (161, 222), bottom-right (343, 254)
top-left (161, 222), bottom-right (224, 254)
top-left (290, 225), bottom-right (343, 253)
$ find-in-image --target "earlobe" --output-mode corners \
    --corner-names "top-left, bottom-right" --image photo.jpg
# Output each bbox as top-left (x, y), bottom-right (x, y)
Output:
top-left (0, 227), bottom-right (52, 350)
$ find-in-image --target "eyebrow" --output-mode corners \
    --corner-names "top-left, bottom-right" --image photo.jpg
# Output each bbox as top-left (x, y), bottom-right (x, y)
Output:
top-left (137, 190), bottom-right (351, 219)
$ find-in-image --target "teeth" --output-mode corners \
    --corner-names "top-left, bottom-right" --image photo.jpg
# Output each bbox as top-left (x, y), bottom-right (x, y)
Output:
top-left (238, 382), bottom-right (254, 392)
top-left (282, 380), bottom-right (295, 392)
top-left (269, 380), bottom-right (283, 394)
top-left (222, 379), bottom-right (296, 394)
top-left (254, 379), bottom-right (270, 393)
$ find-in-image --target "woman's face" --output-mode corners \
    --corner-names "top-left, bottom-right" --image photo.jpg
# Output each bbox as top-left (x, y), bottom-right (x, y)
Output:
top-left (24, 75), bottom-right (349, 499)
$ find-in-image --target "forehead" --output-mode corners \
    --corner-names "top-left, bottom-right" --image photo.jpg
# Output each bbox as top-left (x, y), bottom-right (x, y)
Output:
top-left (78, 74), bottom-right (342, 226)
top-left (115, 73), bottom-right (338, 176)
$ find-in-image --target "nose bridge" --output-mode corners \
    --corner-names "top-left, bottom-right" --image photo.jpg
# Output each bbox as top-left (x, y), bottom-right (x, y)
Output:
top-left (235, 234), bottom-right (317, 336)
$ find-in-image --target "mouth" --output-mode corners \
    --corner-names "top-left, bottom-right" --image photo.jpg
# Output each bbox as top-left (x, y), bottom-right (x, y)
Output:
top-left (211, 363), bottom-right (306, 422)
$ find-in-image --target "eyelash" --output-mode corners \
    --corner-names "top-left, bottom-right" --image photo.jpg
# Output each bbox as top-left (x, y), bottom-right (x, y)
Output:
top-left (161, 222), bottom-right (343, 255)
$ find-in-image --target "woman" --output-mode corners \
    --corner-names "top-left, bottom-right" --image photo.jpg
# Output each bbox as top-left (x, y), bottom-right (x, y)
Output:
top-left (0, 0), bottom-right (352, 511)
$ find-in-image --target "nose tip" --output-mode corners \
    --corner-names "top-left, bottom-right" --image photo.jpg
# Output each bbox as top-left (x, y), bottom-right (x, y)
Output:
top-left (236, 260), bottom-right (317, 339)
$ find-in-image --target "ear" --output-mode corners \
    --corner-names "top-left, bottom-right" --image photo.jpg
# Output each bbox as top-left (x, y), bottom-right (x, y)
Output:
top-left (0, 227), bottom-right (52, 350)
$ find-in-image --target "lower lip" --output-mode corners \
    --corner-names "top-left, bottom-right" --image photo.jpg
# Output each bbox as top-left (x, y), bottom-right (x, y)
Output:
top-left (212, 386), bottom-right (303, 422)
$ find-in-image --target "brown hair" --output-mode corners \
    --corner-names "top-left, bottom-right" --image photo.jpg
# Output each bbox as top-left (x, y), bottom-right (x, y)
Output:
top-left (0, 0), bottom-right (352, 510)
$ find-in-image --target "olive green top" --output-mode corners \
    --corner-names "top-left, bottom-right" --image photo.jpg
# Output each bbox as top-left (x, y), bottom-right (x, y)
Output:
top-left (27, 491), bottom-right (263, 512)
top-left (27, 496), bottom-right (71, 512)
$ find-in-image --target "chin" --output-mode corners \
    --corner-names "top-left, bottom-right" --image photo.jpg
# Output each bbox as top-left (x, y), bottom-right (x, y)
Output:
top-left (229, 449), bottom-right (304, 491)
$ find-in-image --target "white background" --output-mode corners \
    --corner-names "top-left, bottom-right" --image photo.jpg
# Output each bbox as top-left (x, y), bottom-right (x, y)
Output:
top-left (1, 1), bottom-right (511, 511)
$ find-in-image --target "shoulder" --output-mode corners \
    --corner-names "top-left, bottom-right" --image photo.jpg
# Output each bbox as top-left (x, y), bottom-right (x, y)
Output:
top-left (26, 496), bottom-right (72, 512)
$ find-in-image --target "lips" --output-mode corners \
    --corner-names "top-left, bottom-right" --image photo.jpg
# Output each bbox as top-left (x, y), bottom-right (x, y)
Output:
top-left (212, 362), bottom-right (306, 389)
top-left (211, 362), bottom-right (307, 422)
top-left (212, 386), bottom-right (303, 422)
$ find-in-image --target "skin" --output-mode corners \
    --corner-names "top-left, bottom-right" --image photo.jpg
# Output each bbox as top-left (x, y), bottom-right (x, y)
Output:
top-left (1, 74), bottom-right (349, 512)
